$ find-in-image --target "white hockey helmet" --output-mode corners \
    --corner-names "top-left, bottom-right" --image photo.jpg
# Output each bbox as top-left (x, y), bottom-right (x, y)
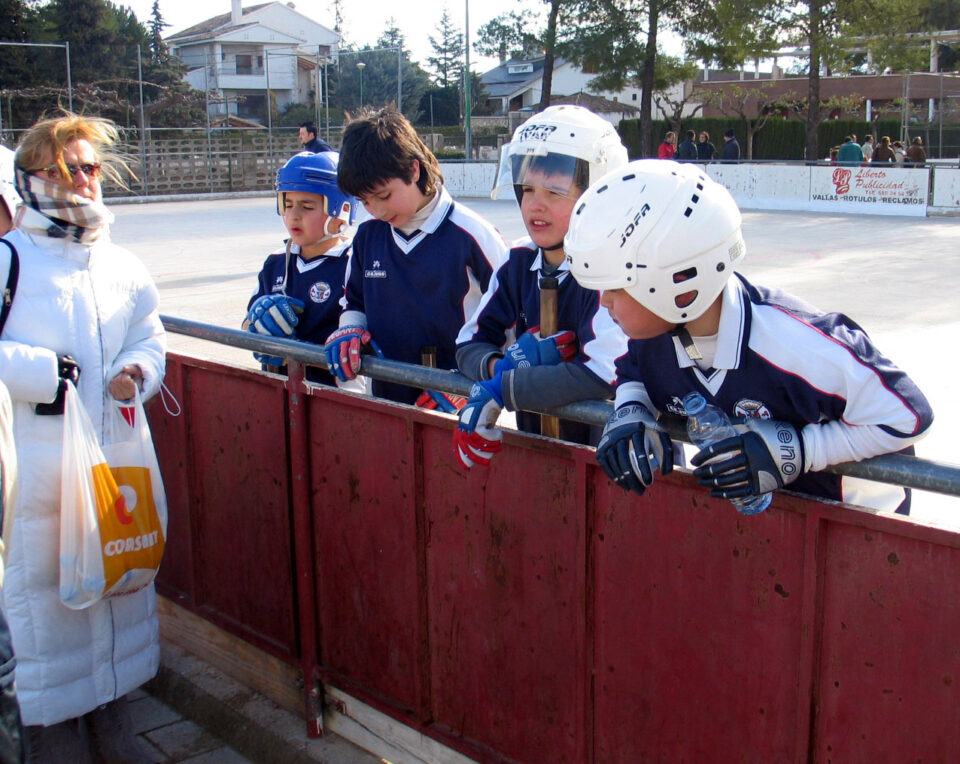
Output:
top-left (491, 105), bottom-right (629, 202)
top-left (564, 159), bottom-right (745, 324)
top-left (0, 145), bottom-right (20, 222)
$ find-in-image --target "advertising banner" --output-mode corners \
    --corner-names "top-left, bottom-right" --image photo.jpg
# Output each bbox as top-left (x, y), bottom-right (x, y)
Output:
top-left (808, 165), bottom-right (929, 216)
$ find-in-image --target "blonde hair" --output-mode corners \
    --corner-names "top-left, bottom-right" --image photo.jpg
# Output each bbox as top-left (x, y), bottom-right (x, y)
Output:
top-left (15, 111), bottom-right (134, 189)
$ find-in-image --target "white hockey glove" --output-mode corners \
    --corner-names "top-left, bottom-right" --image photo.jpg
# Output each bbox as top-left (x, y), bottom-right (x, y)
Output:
top-left (690, 418), bottom-right (804, 498)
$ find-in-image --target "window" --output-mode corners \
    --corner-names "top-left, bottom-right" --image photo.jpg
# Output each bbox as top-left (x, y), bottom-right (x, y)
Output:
top-left (236, 54), bottom-right (253, 75)
top-left (632, 92), bottom-right (637, 101)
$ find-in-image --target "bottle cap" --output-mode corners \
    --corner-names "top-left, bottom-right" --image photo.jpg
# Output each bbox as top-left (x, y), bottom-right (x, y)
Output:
top-left (682, 391), bottom-right (706, 416)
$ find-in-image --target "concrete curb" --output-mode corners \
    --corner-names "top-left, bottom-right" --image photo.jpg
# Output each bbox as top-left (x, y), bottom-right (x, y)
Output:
top-left (144, 643), bottom-right (379, 764)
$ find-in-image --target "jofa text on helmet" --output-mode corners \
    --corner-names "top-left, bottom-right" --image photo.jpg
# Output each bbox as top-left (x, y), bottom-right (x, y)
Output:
top-left (517, 124), bottom-right (558, 142)
top-left (619, 203), bottom-right (651, 248)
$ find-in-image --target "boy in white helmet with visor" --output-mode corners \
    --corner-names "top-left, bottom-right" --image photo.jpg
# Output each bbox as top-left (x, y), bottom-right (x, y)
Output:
top-left (564, 159), bottom-right (932, 514)
top-left (453, 105), bottom-right (629, 469)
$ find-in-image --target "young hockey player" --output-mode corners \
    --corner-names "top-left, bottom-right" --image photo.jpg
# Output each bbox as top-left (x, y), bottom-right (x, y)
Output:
top-left (564, 159), bottom-right (932, 514)
top-left (453, 105), bottom-right (629, 469)
top-left (245, 151), bottom-right (356, 385)
top-left (325, 108), bottom-right (507, 406)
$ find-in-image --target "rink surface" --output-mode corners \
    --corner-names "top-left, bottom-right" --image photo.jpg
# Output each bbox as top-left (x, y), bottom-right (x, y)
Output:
top-left (109, 195), bottom-right (960, 529)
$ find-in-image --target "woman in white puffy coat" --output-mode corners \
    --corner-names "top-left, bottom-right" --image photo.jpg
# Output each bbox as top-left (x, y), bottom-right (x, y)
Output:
top-left (0, 113), bottom-right (165, 761)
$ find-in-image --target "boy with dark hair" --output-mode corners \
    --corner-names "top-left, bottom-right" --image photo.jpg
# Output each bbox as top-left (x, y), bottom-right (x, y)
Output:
top-left (326, 108), bottom-right (507, 405)
top-left (564, 159), bottom-right (932, 514)
top-left (453, 105), bottom-right (629, 467)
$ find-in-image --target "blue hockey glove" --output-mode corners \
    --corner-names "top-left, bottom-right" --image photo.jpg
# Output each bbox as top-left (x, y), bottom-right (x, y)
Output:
top-left (416, 389), bottom-right (468, 414)
top-left (36, 355), bottom-right (81, 416)
top-left (691, 419), bottom-right (803, 498)
top-left (246, 295), bottom-right (305, 367)
top-left (493, 328), bottom-right (577, 375)
top-left (596, 403), bottom-right (674, 496)
top-left (453, 376), bottom-right (504, 469)
top-left (324, 325), bottom-right (372, 381)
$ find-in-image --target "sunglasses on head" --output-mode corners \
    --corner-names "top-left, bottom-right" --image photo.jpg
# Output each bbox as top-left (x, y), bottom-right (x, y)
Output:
top-left (40, 162), bottom-right (102, 180)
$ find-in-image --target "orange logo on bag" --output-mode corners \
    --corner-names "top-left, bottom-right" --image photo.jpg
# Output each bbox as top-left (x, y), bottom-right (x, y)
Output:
top-left (91, 463), bottom-right (165, 593)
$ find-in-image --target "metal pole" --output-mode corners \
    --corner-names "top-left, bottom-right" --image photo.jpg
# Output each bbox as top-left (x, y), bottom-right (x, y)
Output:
top-left (205, 53), bottom-right (213, 193)
top-left (137, 45), bottom-right (149, 195)
top-left (65, 41), bottom-right (73, 112)
top-left (464, 0), bottom-right (472, 160)
top-left (265, 50), bottom-right (274, 159)
top-left (315, 45), bottom-right (321, 139)
top-left (397, 45), bottom-right (402, 112)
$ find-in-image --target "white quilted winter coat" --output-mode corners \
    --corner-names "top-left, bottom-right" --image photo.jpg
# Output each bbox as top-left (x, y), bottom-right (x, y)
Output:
top-left (0, 209), bottom-right (166, 726)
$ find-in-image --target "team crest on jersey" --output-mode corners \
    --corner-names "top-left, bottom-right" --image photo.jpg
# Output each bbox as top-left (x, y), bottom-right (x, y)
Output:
top-left (734, 399), bottom-right (771, 419)
top-left (309, 281), bottom-right (332, 303)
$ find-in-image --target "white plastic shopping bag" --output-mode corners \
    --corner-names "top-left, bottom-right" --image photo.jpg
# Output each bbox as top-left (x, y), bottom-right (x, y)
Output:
top-left (59, 382), bottom-right (167, 609)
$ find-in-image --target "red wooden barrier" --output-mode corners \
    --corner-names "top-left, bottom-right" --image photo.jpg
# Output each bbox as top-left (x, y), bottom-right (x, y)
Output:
top-left (149, 353), bottom-right (960, 763)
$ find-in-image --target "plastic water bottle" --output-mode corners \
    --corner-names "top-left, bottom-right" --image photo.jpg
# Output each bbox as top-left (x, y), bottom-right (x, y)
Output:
top-left (682, 392), bottom-right (772, 516)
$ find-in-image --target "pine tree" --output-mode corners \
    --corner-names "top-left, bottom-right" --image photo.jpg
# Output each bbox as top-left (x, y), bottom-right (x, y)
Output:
top-left (149, 0), bottom-right (168, 63)
top-left (427, 8), bottom-right (464, 88)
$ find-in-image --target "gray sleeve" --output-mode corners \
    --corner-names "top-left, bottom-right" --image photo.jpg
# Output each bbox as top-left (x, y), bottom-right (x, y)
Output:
top-left (456, 342), bottom-right (502, 382)
top-left (501, 363), bottom-right (613, 412)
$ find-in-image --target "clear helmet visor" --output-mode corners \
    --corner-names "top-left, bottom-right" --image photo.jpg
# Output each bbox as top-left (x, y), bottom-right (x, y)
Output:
top-left (492, 145), bottom-right (589, 202)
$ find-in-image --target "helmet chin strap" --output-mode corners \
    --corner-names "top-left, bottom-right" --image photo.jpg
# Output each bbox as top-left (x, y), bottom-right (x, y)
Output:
top-left (312, 202), bottom-right (352, 246)
top-left (670, 325), bottom-right (703, 361)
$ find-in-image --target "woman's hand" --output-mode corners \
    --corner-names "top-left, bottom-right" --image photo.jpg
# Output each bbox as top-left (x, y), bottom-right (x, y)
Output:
top-left (109, 365), bottom-right (143, 401)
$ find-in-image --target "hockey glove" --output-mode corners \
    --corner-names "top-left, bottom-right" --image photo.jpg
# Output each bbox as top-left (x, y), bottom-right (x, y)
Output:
top-left (36, 354), bottom-right (81, 416)
top-left (493, 328), bottom-right (577, 375)
top-left (324, 325), bottom-right (372, 381)
top-left (690, 418), bottom-right (804, 498)
top-left (246, 295), bottom-right (305, 367)
top-left (596, 403), bottom-right (674, 496)
top-left (416, 390), bottom-right (468, 414)
top-left (453, 376), bottom-right (504, 469)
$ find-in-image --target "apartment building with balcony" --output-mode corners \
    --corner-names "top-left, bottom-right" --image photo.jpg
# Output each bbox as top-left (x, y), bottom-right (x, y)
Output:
top-left (167, 0), bottom-right (339, 124)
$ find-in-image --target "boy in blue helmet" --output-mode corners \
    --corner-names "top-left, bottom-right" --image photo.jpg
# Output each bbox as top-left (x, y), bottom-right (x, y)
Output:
top-left (244, 151), bottom-right (357, 385)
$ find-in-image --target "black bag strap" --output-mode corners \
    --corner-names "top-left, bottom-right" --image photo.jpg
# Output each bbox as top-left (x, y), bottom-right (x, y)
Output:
top-left (0, 238), bottom-right (19, 338)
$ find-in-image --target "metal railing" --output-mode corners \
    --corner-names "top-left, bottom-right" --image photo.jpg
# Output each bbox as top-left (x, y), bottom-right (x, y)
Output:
top-left (161, 315), bottom-right (960, 499)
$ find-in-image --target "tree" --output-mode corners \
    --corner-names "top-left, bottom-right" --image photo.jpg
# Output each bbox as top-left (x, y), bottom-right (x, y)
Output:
top-left (558, 0), bottom-right (694, 155)
top-left (427, 8), bottom-right (464, 88)
top-left (652, 60), bottom-right (714, 135)
top-left (537, 0), bottom-right (563, 112)
top-left (474, 9), bottom-right (542, 63)
top-left (148, 0), bottom-right (167, 64)
top-left (707, 82), bottom-right (793, 159)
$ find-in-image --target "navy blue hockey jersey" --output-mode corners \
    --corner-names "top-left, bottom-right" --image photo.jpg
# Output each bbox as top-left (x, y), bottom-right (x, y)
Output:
top-left (249, 240), bottom-right (350, 384)
top-left (615, 274), bottom-right (932, 513)
top-left (340, 187), bottom-right (507, 404)
top-left (457, 238), bottom-right (627, 442)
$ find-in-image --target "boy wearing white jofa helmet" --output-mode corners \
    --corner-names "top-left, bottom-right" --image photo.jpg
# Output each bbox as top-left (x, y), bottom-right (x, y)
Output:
top-left (564, 159), bottom-right (932, 513)
top-left (453, 105), bottom-right (629, 469)
top-left (244, 151), bottom-right (357, 384)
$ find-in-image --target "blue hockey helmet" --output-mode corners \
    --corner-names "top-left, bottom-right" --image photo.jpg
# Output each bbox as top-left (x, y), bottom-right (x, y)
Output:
top-left (276, 151), bottom-right (356, 224)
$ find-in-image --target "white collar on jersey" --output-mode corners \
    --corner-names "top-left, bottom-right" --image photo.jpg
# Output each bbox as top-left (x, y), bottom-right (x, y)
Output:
top-left (670, 278), bottom-right (746, 371)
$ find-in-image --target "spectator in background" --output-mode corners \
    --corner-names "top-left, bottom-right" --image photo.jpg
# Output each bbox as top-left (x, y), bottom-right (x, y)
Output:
top-left (892, 140), bottom-right (906, 165)
top-left (837, 136), bottom-right (863, 166)
top-left (861, 135), bottom-right (875, 162)
top-left (298, 122), bottom-right (332, 153)
top-left (675, 130), bottom-right (698, 161)
top-left (905, 136), bottom-right (927, 166)
top-left (721, 128), bottom-right (741, 162)
top-left (697, 131), bottom-right (717, 161)
top-left (657, 131), bottom-right (677, 159)
top-left (872, 136), bottom-right (896, 163)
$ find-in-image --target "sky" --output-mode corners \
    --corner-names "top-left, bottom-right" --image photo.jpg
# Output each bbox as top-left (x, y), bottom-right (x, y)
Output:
top-left (118, 0), bottom-right (534, 74)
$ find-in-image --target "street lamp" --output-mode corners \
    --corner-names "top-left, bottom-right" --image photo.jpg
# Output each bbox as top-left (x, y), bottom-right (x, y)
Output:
top-left (356, 61), bottom-right (366, 106)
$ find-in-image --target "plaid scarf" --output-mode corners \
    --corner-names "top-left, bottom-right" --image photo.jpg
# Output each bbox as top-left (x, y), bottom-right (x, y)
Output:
top-left (13, 165), bottom-right (113, 243)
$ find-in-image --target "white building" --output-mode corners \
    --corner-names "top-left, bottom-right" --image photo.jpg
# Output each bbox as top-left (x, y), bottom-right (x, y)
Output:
top-left (167, 1), bottom-right (339, 124)
top-left (480, 56), bottom-right (687, 125)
